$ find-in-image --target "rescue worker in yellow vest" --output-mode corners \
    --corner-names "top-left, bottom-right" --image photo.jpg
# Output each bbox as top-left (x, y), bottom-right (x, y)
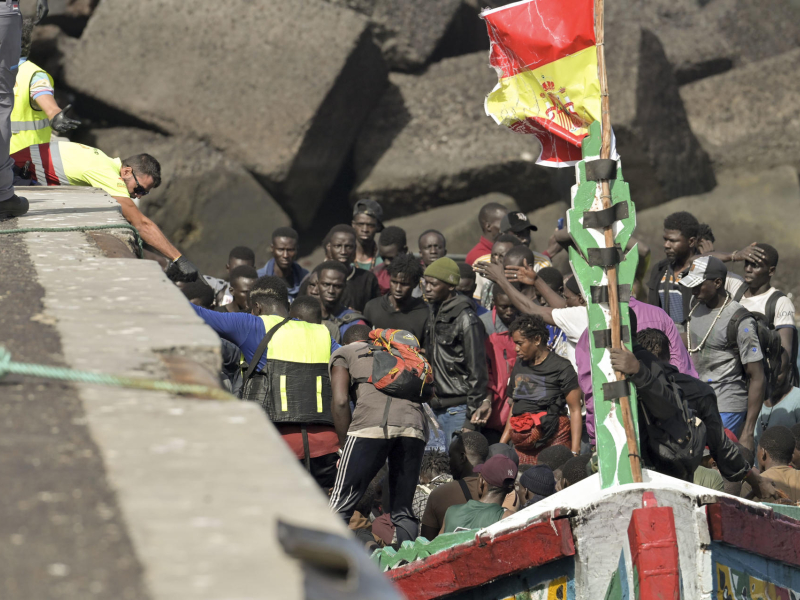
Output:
top-left (10, 18), bottom-right (80, 154)
top-left (190, 275), bottom-right (342, 491)
top-left (12, 142), bottom-right (198, 281)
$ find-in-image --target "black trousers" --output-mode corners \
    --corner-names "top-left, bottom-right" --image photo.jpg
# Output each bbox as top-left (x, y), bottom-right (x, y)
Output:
top-left (305, 452), bottom-right (339, 490)
top-left (329, 435), bottom-right (425, 544)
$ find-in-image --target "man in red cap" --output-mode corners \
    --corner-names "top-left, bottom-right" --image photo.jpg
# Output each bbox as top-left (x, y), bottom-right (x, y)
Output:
top-left (441, 455), bottom-right (517, 533)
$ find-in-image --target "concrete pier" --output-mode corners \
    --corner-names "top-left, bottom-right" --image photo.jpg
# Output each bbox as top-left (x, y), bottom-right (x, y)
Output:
top-left (0, 187), bottom-right (347, 600)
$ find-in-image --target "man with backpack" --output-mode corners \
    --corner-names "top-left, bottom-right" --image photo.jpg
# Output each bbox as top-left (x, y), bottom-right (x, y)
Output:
top-left (610, 328), bottom-right (785, 501)
top-left (328, 329), bottom-right (433, 544)
top-left (736, 243), bottom-right (798, 387)
top-left (190, 276), bottom-right (341, 490)
top-left (680, 256), bottom-right (766, 448)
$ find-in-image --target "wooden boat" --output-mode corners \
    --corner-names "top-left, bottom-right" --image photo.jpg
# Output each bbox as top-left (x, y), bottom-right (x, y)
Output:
top-left (374, 470), bottom-right (800, 599)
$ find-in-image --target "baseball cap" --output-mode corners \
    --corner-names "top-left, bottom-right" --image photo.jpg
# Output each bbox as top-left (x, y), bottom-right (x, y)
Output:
top-left (678, 256), bottom-right (728, 288)
top-left (500, 211), bottom-right (538, 234)
top-left (473, 455), bottom-right (518, 488)
top-left (353, 198), bottom-right (384, 230)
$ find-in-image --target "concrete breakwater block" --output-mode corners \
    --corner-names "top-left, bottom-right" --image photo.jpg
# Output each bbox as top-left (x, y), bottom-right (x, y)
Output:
top-left (353, 52), bottom-right (562, 220)
top-left (680, 48), bottom-right (800, 176)
top-left (65, 0), bottom-right (388, 228)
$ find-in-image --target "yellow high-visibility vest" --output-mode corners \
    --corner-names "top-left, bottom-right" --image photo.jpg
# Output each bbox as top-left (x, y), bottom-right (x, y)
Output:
top-left (10, 60), bottom-right (54, 154)
top-left (241, 316), bottom-right (334, 425)
top-left (256, 315), bottom-right (332, 364)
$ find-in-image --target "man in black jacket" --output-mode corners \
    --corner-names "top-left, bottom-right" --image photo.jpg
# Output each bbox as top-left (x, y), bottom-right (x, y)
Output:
top-left (610, 327), bottom-right (785, 500)
top-left (423, 257), bottom-right (490, 448)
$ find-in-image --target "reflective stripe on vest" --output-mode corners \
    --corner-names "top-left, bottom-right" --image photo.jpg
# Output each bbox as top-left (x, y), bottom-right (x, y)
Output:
top-left (10, 60), bottom-right (53, 154)
top-left (24, 143), bottom-right (69, 187)
top-left (256, 315), bottom-right (331, 365)
top-left (11, 119), bottom-right (50, 132)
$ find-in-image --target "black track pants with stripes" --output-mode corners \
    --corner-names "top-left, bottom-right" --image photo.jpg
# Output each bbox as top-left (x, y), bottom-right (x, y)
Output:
top-left (329, 435), bottom-right (425, 543)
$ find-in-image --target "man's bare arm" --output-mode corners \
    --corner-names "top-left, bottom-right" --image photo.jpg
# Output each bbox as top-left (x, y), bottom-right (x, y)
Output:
top-left (740, 360), bottom-right (765, 451)
top-left (33, 94), bottom-right (63, 120)
top-left (474, 261), bottom-right (556, 325)
top-left (114, 196), bottom-right (181, 260)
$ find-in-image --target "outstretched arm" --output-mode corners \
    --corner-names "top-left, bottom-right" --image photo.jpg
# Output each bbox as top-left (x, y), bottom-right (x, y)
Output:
top-left (114, 196), bottom-right (181, 260)
top-left (32, 93), bottom-right (63, 120)
top-left (191, 304), bottom-right (260, 350)
top-left (473, 261), bottom-right (557, 326)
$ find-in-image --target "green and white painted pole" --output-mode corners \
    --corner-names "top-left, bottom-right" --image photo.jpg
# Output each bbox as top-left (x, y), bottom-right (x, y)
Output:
top-left (568, 0), bottom-right (642, 488)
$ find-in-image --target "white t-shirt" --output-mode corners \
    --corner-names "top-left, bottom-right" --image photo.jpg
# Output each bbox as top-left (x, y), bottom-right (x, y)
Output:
top-left (738, 287), bottom-right (796, 329)
top-left (725, 273), bottom-right (746, 298)
top-left (551, 306), bottom-right (589, 369)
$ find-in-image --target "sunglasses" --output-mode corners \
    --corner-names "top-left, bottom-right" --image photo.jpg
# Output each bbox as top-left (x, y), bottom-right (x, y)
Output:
top-left (130, 169), bottom-right (149, 198)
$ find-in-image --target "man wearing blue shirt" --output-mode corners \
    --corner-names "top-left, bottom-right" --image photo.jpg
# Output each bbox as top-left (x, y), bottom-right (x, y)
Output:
top-left (192, 276), bottom-right (341, 489)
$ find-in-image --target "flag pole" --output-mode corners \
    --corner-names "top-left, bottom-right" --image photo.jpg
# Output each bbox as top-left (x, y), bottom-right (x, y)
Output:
top-left (594, 0), bottom-right (642, 482)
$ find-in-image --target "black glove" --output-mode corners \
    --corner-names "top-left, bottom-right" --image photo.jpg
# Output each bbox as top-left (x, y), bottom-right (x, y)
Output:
top-left (166, 256), bottom-right (199, 283)
top-left (50, 105), bottom-right (81, 134)
top-left (35, 0), bottom-right (49, 24)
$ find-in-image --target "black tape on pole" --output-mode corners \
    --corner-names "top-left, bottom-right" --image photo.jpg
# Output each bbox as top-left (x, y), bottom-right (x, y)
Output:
top-left (590, 284), bottom-right (632, 304)
top-left (583, 203), bottom-right (630, 229)
top-left (587, 247), bottom-right (622, 267)
top-left (585, 159), bottom-right (617, 181)
top-left (603, 380), bottom-right (631, 401)
top-left (592, 326), bottom-right (631, 349)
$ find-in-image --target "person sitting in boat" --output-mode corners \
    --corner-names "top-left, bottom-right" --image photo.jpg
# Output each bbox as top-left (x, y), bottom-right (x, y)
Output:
top-left (499, 315), bottom-right (582, 464)
top-left (420, 431), bottom-right (489, 540)
top-left (559, 455), bottom-right (592, 489)
top-left (610, 326), bottom-right (786, 501)
top-left (744, 425), bottom-right (800, 503)
top-left (441, 455), bottom-right (517, 534)
top-left (518, 464), bottom-right (556, 508)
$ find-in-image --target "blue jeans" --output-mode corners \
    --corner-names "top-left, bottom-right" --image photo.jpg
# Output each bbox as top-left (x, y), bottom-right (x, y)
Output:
top-left (427, 405), bottom-right (467, 451)
top-left (720, 411), bottom-right (747, 438)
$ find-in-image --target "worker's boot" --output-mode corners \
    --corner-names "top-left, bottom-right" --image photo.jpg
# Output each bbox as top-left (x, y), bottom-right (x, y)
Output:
top-left (0, 194), bottom-right (29, 220)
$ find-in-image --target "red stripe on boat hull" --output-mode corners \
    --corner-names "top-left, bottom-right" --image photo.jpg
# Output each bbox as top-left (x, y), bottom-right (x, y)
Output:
top-left (388, 518), bottom-right (575, 600)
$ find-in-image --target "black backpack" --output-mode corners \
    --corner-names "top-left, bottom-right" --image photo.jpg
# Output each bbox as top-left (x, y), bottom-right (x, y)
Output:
top-left (325, 311), bottom-right (367, 343)
top-left (732, 287), bottom-right (799, 387)
top-left (640, 374), bottom-right (706, 481)
top-left (726, 285), bottom-right (783, 394)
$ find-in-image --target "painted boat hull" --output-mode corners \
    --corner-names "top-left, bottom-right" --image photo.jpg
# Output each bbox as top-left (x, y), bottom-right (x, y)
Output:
top-left (378, 470), bottom-right (800, 600)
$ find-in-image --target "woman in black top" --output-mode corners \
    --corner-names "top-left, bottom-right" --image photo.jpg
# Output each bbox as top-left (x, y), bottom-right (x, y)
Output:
top-left (500, 315), bottom-right (582, 465)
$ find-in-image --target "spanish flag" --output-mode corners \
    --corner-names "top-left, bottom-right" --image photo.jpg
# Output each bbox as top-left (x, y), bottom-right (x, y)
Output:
top-left (483, 0), bottom-right (603, 167)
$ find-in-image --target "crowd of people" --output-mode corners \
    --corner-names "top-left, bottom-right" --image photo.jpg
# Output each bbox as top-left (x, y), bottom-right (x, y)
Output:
top-left (2, 6), bottom-right (799, 551)
top-left (180, 199), bottom-right (798, 548)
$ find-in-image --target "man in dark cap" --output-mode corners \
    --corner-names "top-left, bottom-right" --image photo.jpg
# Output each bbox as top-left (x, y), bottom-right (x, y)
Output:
top-left (519, 464), bottom-right (557, 508)
top-left (423, 257), bottom-right (489, 446)
top-left (681, 255), bottom-right (765, 446)
top-left (499, 211), bottom-right (538, 247)
top-left (352, 198), bottom-right (384, 270)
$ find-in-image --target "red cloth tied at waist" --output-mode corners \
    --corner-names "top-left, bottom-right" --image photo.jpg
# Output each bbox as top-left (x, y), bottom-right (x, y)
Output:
top-left (510, 411), bottom-right (547, 433)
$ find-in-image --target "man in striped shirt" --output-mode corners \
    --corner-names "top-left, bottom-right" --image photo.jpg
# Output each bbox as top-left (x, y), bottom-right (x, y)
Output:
top-left (13, 141), bottom-right (197, 281)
